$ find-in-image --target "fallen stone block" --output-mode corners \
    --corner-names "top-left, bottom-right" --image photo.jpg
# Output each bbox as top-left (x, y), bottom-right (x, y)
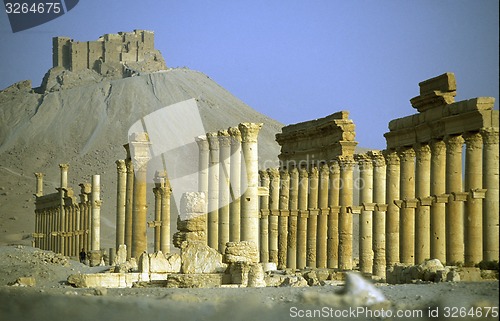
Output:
top-left (223, 241), bottom-right (259, 264)
top-left (247, 264), bottom-right (266, 287)
top-left (166, 273), bottom-right (228, 288)
top-left (67, 273), bottom-right (142, 288)
top-left (149, 252), bottom-right (181, 273)
top-left (180, 241), bottom-right (226, 274)
top-left (11, 276), bottom-right (36, 287)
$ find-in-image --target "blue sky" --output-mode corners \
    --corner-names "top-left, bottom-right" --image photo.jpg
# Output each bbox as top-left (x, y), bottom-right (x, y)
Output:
top-left (0, 1), bottom-right (498, 149)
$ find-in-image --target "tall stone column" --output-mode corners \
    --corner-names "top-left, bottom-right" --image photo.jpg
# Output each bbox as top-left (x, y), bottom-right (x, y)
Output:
top-left (278, 169), bottom-right (290, 269)
top-left (338, 156), bottom-right (355, 270)
top-left (306, 166), bottom-right (319, 268)
top-left (218, 130), bottom-right (231, 253)
top-left (58, 164), bottom-right (69, 254)
top-left (481, 128), bottom-right (499, 263)
top-left (91, 174), bottom-right (101, 252)
top-left (316, 163), bottom-right (329, 268)
top-left (238, 123), bottom-right (263, 249)
top-left (430, 139), bottom-right (447, 263)
top-left (414, 143), bottom-right (431, 264)
top-left (115, 160), bottom-right (127, 250)
top-left (259, 170), bottom-right (270, 263)
top-left (195, 135), bottom-right (209, 206)
top-left (356, 154), bottom-right (374, 275)
top-left (267, 168), bottom-right (280, 264)
top-left (35, 172), bottom-right (44, 196)
top-left (464, 132), bottom-right (483, 266)
top-left (160, 177), bottom-right (172, 253)
top-left (74, 205), bottom-right (81, 257)
top-left (152, 185), bottom-right (162, 252)
top-left (398, 147), bottom-right (416, 265)
top-left (445, 135), bottom-right (465, 265)
top-left (130, 133), bottom-right (151, 259)
top-left (124, 155), bottom-right (134, 259)
top-left (297, 167), bottom-right (309, 269)
top-left (385, 150), bottom-right (400, 266)
top-left (206, 132), bottom-right (220, 250)
top-left (228, 127), bottom-right (242, 242)
top-left (286, 167), bottom-right (297, 269)
top-left (327, 161), bottom-right (340, 269)
top-left (369, 151), bottom-right (386, 278)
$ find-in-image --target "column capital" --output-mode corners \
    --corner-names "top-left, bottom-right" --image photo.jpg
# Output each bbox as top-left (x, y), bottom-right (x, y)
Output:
top-left (238, 122), bottom-right (263, 143)
top-left (298, 167), bottom-right (309, 179)
top-left (259, 169), bottom-right (270, 181)
top-left (59, 163), bottom-right (69, 170)
top-left (463, 131), bottom-right (483, 149)
top-left (217, 129), bottom-right (231, 147)
top-left (125, 159), bottom-right (134, 173)
top-left (355, 153), bottom-right (373, 169)
top-left (319, 163), bottom-right (330, 176)
top-left (414, 143), bottom-right (431, 161)
top-left (329, 160), bottom-right (340, 173)
top-left (429, 139), bottom-right (446, 154)
top-left (206, 132), bottom-right (220, 150)
top-left (367, 150), bottom-right (385, 167)
top-left (267, 168), bottom-right (280, 180)
top-left (480, 127), bottom-right (499, 145)
top-left (129, 132), bottom-right (152, 170)
top-left (309, 166), bottom-right (319, 178)
top-left (195, 135), bottom-right (209, 151)
top-left (227, 126), bottom-right (242, 142)
top-left (281, 167), bottom-right (292, 179)
top-left (383, 149), bottom-right (400, 166)
top-left (152, 187), bottom-right (161, 198)
top-left (337, 156), bottom-right (356, 170)
top-left (397, 146), bottom-right (416, 161)
top-left (79, 182), bottom-right (91, 194)
top-left (116, 159), bottom-right (127, 173)
top-left (34, 172), bottom-right (44, 179)
top-left (444, 134), bottom-right (464, 151)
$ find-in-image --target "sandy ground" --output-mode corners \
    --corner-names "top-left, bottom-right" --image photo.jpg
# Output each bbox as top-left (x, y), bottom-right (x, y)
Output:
top-left (0, 245), bottom-right (498, 321)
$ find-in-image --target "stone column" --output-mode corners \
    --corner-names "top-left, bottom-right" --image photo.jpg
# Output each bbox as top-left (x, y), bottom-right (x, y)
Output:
top-left (259, 170), bottom-right (270, 263)
top-left (91, 174), bottom-right (101, 252)
top-left (415, 143), bottom-right (431, 264)
top-left (464, 132), bottom-right (483, 266)
top-left (130, 133), bottom-right (151, 258)
top-left (59, 164), bottom-right (69, 254)
top-left (297, 167), bottom-right (309, 269)
top-left (385, 150), bottom-right (400, 266)
top-left (124, 154), bottom-right (134, 259)
top-left (356, 154), bottom-right (373, 275)
top-left (35, 172), bottom-right (44, 196)
top-left (445, 135), bottom-right (465, 265)
top-left (481, 128), bottom-right (499, 263)
top-left (279, 168), bottom-right (290, 269)
top-left (218, 130), bottom-right (231, 253)
top-left (195, 135), bottom-right (209, 206)
top-left (430, 139), bottom-right (446, 263)
top-left (398, 147), bottom-right (416, 265)
top-left (338, 157), bottom-right (355, 270)
top-left (152, 184), bottom-right (162, 252)
top-left (286, 167), bottom-right (297, 269)
top-left (115, 160), bottom-right (127, 250)
top-left (238, 123), bottom-right (263, 249)
top-left (369, 151), bottom-right (386, 278)
top-left (228, 127), bottom-right (242, 242)
top-left (206, 132), bottom-right (219, 250)
top-left (306, 166), bottom-right (319, 268)
top-left (74, 204), bottom-right (81, 257)
top-left (316, 163), bottom-right (329, 268)
top-left (160, 177), bottom-right (172, 253)
top-left (267, 168), bottom-right (280, 264)
top-left (327, 161), bottom-right (340, 269)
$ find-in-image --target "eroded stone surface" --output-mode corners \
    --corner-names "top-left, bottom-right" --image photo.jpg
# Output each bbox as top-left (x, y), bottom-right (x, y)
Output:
top-left (180, 241), bottom-right (226, 274)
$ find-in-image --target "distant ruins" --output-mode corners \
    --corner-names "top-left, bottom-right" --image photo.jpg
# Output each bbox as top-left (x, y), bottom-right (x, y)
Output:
top-left (34, 72), bottom-right (499, 287)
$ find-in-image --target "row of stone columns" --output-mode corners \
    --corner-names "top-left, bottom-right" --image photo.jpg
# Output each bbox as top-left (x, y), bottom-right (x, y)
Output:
top-left (196, 123), bottom-right (263, 254)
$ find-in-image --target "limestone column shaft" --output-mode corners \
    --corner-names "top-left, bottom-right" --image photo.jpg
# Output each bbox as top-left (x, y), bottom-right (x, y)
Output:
top-left (124, 158), bottom-right (134, 259)
top-left (297, 167), bottom-right (309, 269)
top-left (267, 168), bottom-right (280, 264)
top-left (286, 168), bottom-right (297, 269)
top-left (115, 160), bottom-right (127, 249)
top-left (481, 128), bottom-right (499, 263)
top-left (130, 133), bottom-right (151, 258)
top-left (160, 179), bottom-right (172, 253)
top-left (370, 151), bottom-right (386, 277)
top-left (464, 132), bottom-right (483, 266)
top-left (91, 174), bottom-right (101, 251)
top-left (327, 161), bottom-right (340, 269)
top-left (316, 164), bottom-right (329, 268)
top-left (228, 127), bottom-right (242, 242)
top-left (153, 186), bottom-right (161, 252)
top-left (238, 123), bottom-right (263, 250)
top-left (338, 157), bottom-right (355, 270)
top-left (306, 166), bottom-right (319, 268)
top-left (195, 135), bottom-right (209, 205)
top-left (279, 168), bottom-right (290, 269)
top-left (430, 139), bottom-right (446, 263)
top-left (75, 205), bottom-right (81, 256)
top-left (206, 132), bottom-right (220, 250)
top-left (415, 144), bottom-right (431, 264)
top-left (445, 135), bottom-right (465, 265)
top-left (385, 150), bottom-right (400, 266)
top-left (218, 130), bottom-right (231, 253)
top-left (35, 172), bottom-right (44, 196)
top-left (59, 164), bottom-right (69, 254)
top-left (356, 154), bottom-right (374, 274)
top-left (398, 147), bottom-right (416, 265)
top-left (259, 170), bottom-right (270, 263)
